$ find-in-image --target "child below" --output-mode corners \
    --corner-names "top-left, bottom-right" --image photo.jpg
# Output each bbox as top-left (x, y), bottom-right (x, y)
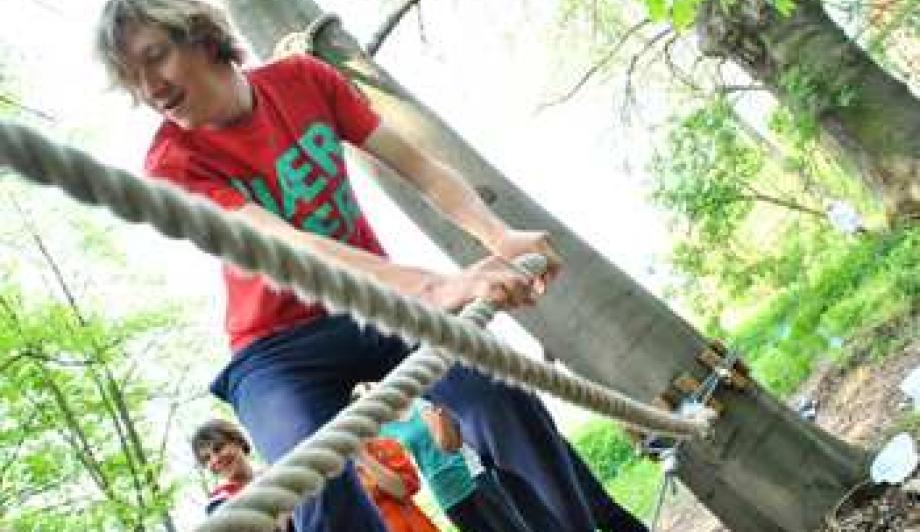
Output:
top-left (356, 436), bottom-right (440, 532)
top-left (191, 418), bottom-right (293, 531)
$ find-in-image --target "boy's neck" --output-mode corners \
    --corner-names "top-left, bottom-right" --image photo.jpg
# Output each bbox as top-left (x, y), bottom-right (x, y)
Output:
top-left (206, 67), bottom-right (254, 129)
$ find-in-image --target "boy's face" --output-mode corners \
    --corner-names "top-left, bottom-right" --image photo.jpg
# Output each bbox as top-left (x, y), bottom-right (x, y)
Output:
top-left (120, 23), bottom-right (228, 129)
top-left (200, 440), bottom-right (249, 480)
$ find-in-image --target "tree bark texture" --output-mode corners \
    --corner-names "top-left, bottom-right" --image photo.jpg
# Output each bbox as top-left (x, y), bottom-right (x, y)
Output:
top-left (698, 0), bottom-right (920, 222)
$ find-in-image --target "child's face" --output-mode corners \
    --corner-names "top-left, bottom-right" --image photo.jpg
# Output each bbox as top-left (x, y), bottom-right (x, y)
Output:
top-left (119, 23), bottom-right (229, 129)
top-left (199, 440), bottom-right (249, 480)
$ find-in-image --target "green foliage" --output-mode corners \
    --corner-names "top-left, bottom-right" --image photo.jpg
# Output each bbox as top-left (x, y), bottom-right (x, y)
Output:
top-left (605, 459), bottom-right (663, 519)
top-left (770, 66), bottom-right (859, 146)
top-left (0, 281), bottom-right (178, 530)
top-left (634, 0), bottom-right (704, 28)
top-left (771, 0), bottom-right (797, 17)
top-left (634, 0), bottom-right (797, 28)
top-left (652, 97), bottom-right (763, 241)
top-left (556, 0), bottom-right (638, 58)
top-left (672, 0), bottom-right (705, 28)
top-left (646, 0), bottom-right (668, 21)
top-left (650, 95), bottom-right (847, 322)
top-left (0, 209), bottom-right (186, 532)
top-left (569, 418), bottom-right (663, 518)
top-left (570, 419), bottom-right (637, 480)
top-left (730, 226), bottom-right (920, 395)
top-left (651, 71), bottom-right (912, 399)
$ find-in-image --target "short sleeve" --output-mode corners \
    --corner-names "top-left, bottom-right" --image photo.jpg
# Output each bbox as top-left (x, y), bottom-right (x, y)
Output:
top-left (379, 439), bottom-right (421, 496)
top-left (361, 439), bottom-right (422, 498)
top-left (295, 54), bottom-right (380, 145)
top-left (144, 135), bottom-right (248, 210)
top-left (389, 445), bottom-right (422, 496)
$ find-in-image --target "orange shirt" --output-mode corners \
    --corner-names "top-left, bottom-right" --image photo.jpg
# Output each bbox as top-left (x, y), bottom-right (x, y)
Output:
top-left (358, 438), bottom-right (439, 532)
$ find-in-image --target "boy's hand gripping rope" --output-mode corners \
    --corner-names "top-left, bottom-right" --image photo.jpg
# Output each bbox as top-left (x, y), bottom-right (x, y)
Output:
top-left (0, 121), bottom-right (714, 529)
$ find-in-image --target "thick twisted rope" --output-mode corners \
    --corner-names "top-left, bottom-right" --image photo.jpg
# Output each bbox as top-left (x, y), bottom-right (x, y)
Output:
top-left (273, 12), bottom-right (340, 57)
top-left (0, 121), bottom-right (711, 527)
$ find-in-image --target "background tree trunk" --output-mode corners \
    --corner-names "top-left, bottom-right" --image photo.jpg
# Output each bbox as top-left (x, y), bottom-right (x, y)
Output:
top-left (698, 0), bottom-right (920, 223)
top-left (226, 2), bottom-right (869, 529)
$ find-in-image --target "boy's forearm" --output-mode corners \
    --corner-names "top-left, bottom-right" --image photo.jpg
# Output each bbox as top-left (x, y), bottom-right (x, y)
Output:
top-left (422, 407), bottom-right (463, 452)
top-left (417, 159), bottom-right (510, 251)
top-left (231, 204), bottom-right (438, 299)
top-left (361, 121), bottom-right (511, 253)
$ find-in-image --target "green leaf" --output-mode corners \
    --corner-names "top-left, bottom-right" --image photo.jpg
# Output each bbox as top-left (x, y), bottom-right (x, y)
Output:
top-left (772, 0), bottom-right (796, 17)
top-left (646, 0), bottom-right (668, 21)
top-left (672, 0), bottom-right (701, 28)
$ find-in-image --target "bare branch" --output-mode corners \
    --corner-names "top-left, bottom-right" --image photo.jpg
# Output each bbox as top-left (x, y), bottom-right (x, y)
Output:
top-left (4, 193), bottom-right (85, 323)
top-left (716, 57), bottom-right (729, 88)
top-left (415, 1), bottom-right (428, 45)
top-left (621, 27), bottom-right (672, 122)
top-left (664, 34), bottom-right (701, 92)
top-left (738, 190), bottom-right (825, 217)
top-left (591, 0), bottom-right (599, 40)
top-left (717, 84), bottom-right (768, 93)
top-left (87, 366), bottom-right (147, 514)
top-left (536, 19), bottom-right (651, 112)
top-left (0, 293), bottom-right (21, 330)
top-left (29, 0), bottom-right (65, 16)
top-left (0, 94), bottom-right (56, 123)
top-left (22, 346), bottom-right (101, 367)
top-left (365, 0), bottom-right (421, 57)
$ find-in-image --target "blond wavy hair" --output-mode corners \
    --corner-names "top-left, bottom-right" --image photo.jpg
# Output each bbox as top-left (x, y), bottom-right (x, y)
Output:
top-left (95, 0), bottom-right (245, 90)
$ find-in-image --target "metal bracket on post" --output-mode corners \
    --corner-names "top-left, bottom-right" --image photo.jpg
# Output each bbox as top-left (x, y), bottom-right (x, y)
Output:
top-left (671, 373), bottom-right (725, 413)
top-left (697, 341), bottom-right (751, 390)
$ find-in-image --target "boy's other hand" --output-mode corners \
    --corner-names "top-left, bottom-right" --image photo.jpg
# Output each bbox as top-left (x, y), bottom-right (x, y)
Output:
top-left (492, 229), bottom-right (562, 294)
top-left (422, 256), bottom-right (538, 312)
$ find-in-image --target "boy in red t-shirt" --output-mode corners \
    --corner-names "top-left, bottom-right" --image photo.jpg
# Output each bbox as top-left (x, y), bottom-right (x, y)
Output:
top-left (94, 1), bottom-right (646, 531)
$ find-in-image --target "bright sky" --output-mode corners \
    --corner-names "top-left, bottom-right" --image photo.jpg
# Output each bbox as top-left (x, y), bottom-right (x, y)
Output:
top-left (2, 0), bottom-right (677, 527)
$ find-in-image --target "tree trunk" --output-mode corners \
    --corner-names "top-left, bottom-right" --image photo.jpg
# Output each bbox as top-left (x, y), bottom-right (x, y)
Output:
top-left (226, 2), bottom-right (869, 529)
top-left (698, 0), bottom-right (920, 223)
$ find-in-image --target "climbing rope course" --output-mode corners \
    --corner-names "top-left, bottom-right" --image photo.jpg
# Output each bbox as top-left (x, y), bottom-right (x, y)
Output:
top-left (0, 120), bottom-right (713, 531)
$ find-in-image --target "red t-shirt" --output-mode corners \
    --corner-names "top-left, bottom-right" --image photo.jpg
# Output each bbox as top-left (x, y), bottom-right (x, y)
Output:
top-left (206, 480), bottom-right (243, 514)
top-left (145, 54), bottom-right (386, 352)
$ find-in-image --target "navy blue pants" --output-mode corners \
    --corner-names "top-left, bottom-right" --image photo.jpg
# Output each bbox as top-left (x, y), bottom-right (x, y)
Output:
top-left (564, 439), bottom-right (649, 531)
top-left (211, 315), bottom-right (642, 531)
top-left (446, 470), bottom-right (531, 531)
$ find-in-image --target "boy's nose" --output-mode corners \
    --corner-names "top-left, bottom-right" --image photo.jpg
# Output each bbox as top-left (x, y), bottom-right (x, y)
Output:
top-left (207, 454), bottom-right (222, 472)
top-left (139, 71), bottom-right (169, 106)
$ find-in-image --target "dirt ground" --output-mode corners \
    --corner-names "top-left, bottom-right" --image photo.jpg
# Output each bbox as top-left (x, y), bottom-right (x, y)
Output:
top-left (655, 339), bottom-right (920, 532)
